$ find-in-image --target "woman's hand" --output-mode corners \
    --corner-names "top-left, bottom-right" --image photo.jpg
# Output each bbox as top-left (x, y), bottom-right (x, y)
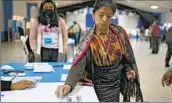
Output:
top-left (126, 70), bottom-right (136, 80)
top-left (10, 80), bottom-right (34, 90)
top-left (55, 85), bottom-right (72, 98)
top-left (162, 70), bottom-right (172, 87)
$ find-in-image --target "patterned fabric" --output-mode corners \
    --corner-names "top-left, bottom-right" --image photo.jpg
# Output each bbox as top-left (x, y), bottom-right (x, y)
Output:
top-left (71, 24), bottom-right (143, 102)
top-left (90, 30), bottom-right (123, 66)
top-left (71, 25), bottom-right (125, 67)
top-left (94, 64), bottom-right (123, 102)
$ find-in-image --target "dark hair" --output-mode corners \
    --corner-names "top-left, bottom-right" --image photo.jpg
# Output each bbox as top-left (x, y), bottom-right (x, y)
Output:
top-left (38, 0), bottom-right (59, 27)
top-left (59, 13), bottom-right (64, 18)
top-left (93, 0), bottom-right (116, 14)
top-left (73, 21), bottom-right (77, 25)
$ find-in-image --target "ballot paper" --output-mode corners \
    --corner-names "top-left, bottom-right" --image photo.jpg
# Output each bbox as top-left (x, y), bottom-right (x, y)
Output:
top-left (33, 64), bottom-right (54, 73)
top-left (24, 63), bottom-right (49, 69)
top-left (63, 64), bottom-right (72, 70)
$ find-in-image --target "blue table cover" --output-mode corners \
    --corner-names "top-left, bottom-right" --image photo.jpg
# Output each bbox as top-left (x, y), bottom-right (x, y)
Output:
top-left (1, 62), bottom-right (71, 83)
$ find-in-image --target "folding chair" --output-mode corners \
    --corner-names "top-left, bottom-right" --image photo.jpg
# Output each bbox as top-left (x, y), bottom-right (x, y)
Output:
top-left (20, 36), bottom-right (29, 62)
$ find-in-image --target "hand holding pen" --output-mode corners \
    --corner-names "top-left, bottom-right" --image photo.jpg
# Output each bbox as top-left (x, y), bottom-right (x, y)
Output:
top-left (55, 85), bottom-right (72, 98)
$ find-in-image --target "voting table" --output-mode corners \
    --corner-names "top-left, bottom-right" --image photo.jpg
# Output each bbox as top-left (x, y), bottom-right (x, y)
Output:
top-left (1, 62), bottom-right (99, 102)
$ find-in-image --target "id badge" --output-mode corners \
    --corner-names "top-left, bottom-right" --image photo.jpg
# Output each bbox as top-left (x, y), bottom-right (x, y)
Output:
top-left (44, 33), bottom-right (52, 44)
top-left (44, 37), bottom-right (52, 44)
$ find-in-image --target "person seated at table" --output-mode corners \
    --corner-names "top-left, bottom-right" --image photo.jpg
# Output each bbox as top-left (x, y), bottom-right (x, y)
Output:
top-left (1, 80), bottom-right (33, 91)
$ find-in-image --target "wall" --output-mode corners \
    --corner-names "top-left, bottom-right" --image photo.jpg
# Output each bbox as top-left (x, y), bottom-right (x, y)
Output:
top-left (31, 6), bottom-right (39, 19)
top-left (162, 11), bottom-right (172, 24)
top-left (66, 14), bottom-right (86, 30)
top-left (0, 0), bottom-right (3, 41)
top-left (13, 1), bottom-right (38, 19)
top-left (13, 1), bottom-right (26, 17)
top-left (118, 13), bottom-right (139, 30)
top-left (66, 8), bottom-right (87, 30)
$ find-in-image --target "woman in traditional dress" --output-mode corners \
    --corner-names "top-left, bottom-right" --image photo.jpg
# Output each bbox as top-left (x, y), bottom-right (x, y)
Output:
top-left (55, 0), bottom-right (143, 102)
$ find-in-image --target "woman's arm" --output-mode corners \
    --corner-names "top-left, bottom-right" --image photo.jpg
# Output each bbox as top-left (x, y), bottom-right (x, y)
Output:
top-left (1, 80), bottom-right (34, 91)
top-left (59, 18), bottom-right (68, 54)
top-left (65, 53), bottom-right (87, 90)
top-left (29, 20), bottom-right (39, 54)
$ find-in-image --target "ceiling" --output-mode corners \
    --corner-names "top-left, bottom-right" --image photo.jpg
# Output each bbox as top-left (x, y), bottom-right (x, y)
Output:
top-left (23, 0), bottom-right (172, 13)
top-left (116, 0), bottom-right (172, 13)
top-left (25, 0), bottom-right (92, 8)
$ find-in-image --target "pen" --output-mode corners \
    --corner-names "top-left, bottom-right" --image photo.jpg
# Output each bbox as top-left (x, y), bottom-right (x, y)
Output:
top-left (10, 75), bottom-right (17, 81)
top-left (59, 86), bottom-right (63, 100)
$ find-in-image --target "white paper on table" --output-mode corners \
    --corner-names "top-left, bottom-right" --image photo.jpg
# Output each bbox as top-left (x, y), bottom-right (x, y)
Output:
top-left (1, 83), bottom-right (99, 102)
top-left (61, 74), bottom-right (68, 81)
top-left (24, 63), bottom-right (49, 69)
top-left (1, 65), bottom-right (14, 70)
top-left (1, 76), bottom-right (14, 81)
top-left (63, 64), bottom-right (72, 70)
top-left (33, 64), bottom-right (54, 73)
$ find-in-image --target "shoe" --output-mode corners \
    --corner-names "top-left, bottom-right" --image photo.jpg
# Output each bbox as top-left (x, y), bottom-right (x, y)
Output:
top-left (165, 63), bottom-right (170, 67)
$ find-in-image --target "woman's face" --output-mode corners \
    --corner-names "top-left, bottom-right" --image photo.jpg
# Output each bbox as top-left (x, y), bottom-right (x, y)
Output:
top-left (92, 6), bottom-right (113, 30)
top-left (43, 2), bottom-right (54, 12)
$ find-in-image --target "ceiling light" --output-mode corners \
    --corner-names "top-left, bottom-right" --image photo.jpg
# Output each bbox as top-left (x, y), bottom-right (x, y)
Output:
top-left (55, 2), bottom-right (58, 6)
top-left (150, 5), bottom-right (159, 9)
top-left (32, 6), bottom-right (35, 9)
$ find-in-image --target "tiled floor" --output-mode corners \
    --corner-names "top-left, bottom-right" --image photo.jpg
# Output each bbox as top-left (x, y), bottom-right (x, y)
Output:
top-left (1, 39), bottom-right (172, 102)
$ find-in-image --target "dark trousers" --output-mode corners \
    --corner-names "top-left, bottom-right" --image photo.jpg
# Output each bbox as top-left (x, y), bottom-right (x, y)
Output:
top-left (165, 43), bottom-right (172, 65)
top-left (152, 37), bottom-right (160, 53)
top-left (41, 47), bottom-right (58, 62)
top-left (149, 36), bottom-right (152, 48)
top-left (75, 29), bottom-right (82, 46)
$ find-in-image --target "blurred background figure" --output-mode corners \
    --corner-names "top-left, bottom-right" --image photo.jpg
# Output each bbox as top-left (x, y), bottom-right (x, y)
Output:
top-left (162, 26), bottom-right (167, 43)
top-left (72, 21), bottom-right (82, 46)
top-left (151, 20), bottom-right (160, 54)
top-left (165, 26), bottom-right (172, 67)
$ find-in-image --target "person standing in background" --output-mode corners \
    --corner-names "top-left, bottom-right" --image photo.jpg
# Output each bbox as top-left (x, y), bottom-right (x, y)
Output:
top-left (72, 21), bottom-right (82, 46)
top-left (29, 0), bottom-right (68, 62)
top-left (148, 25), bottom-right (153, 48)
top-left (161, 26), bottom-right (167, 43)
top-left (151, 20), bottom-right (160, 54)
top-left (145, 28), bottom-right (149, 41)
top-left (165, 26), bottom-right (172, 67)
